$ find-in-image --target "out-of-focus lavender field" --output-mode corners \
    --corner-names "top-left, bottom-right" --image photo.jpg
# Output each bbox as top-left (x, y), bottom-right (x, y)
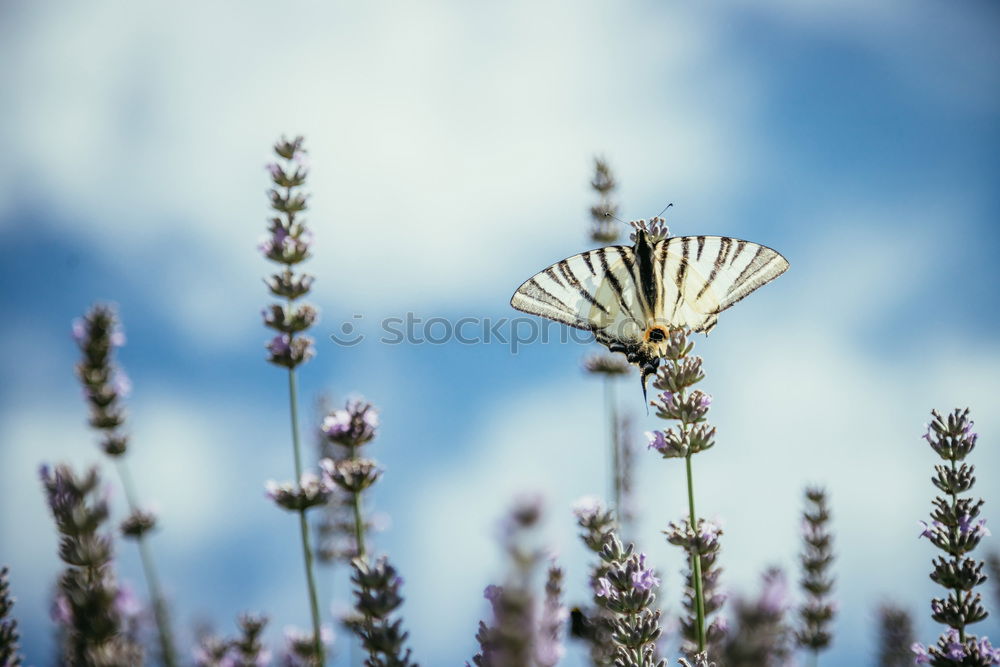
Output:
top-left (2, 1), bottom-right (1000, 665)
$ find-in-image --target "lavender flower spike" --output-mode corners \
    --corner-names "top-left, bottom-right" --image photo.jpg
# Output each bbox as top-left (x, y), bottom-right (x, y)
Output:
top-left (649, 329), bottom-right (718, 654)
top-left (914, 408), bottom-right (997, 666)
top-left (796, 487), bottom-right (836, 658)
top-left (0, 566), bottom-right (23, 667)
top-left (877, 604), bottom-right (915, 667)
top-left (260, 134), bottom-right (324, 662)
top-left (72, 304), bottom-right (177, 666)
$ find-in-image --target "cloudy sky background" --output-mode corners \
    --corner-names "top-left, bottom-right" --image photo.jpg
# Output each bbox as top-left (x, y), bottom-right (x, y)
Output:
top-left (2, 1), bottom-right (1000, 664)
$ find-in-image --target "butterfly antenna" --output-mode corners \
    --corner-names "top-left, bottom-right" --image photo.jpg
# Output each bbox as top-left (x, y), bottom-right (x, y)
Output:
top-left (656, 203), bottom-right (674, 218)
top-left (604, 211), bottom-right (629, 226)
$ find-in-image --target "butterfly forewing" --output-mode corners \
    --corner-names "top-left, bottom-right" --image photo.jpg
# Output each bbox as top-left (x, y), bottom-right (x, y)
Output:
top-left (510, 247), bottom-right (647, 344)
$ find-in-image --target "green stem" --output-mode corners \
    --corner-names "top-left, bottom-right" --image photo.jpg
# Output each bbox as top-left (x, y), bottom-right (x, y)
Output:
top-left (349, 444), bottom-right (367, 559)
top-left (114, 460), bottom-right (178, 667)
top-left (604, 377), bottom-right (622, 527)
top-left (287, 366), bottom-right (324, 664)
top-left (685, 452), bottom-right (706, 652)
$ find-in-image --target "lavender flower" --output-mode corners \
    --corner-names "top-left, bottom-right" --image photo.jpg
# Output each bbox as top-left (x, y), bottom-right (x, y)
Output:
top-left (319, 457), bottom-right (382, 494)
top-left (584, 354), bottom-right (631, 376)
top-left (230, 613), bottom-right (272, 667)
top-left (322, 399), bottom-right (379, 448)
top-left (912, 408), bottom-right (997, 666)
top-left (720, 568), bottom-right (792, 667)
top-left (261, 134), bottom-right (317, 371)
top-left (474, 496), bottom-right (557, 667)
top-left (40, 464), bottom-right (143, 665)
top-left (261, 135), bottom-right (324, 662)
top-left (665, 518), bottom-right (727, 658)
top-left (571, 495), bottom-right (665, 666)
top-left (120, 508), bottom-right (158, 539)
top-left (0, 566), bottom-right (22, 667)
top-left (350, 556), bottom-right (416, 666)
top-left (588, 157), bottom-right (621, 245)
top-left (796, 487), bottom-right (836, 657)
top-left (589, 535), bottom-right (666, 667)
top-left (193, 634), bottom-right (231, 667)
top-left (568, 496), bottom-right (617, 666)
top-left (318, 398), bottom-right (384, 563)
top-left (194, 613), bottom-right (272, 667)
top-left (535, 565), bottom-right (567, 667)
top-left (629, 216), bottom-right (670, 244)
top-left (71, 304), bottom-right (177, 665)
top-left (284, 623), bottom-right (334, 666)
top-left (73, 304), bottom-right (131, 457)
top-left (876, 604), bottom-right (915, 667)
top-left (265, 472), bottom-right (332, 512)
top-left (630, 554), bottom-right (661, 592)
top-left (648, 328), bottom-right (717, 653)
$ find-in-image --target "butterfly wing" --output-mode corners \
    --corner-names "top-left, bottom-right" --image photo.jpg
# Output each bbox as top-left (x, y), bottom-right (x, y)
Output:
top-left (510, 246), bottom-right (648, 349)
top-left (656, 235), bottom-right (789, 333)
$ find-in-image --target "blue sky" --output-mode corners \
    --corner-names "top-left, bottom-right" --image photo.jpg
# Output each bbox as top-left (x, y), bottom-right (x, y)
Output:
top-left (2, 1), bottom-right (1000, 665)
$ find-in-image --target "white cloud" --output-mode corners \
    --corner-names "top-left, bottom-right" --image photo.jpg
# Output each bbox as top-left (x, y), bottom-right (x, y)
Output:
top-left (0, 1), bottom-right (762, 346)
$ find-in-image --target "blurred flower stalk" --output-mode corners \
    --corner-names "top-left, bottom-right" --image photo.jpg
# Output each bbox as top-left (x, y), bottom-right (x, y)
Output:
top-left (584, 157), bottom-right (635, 531)
top-left (72, 304), bottom-right (177, 666)
top-left (260, 135), bottom-right (324, 662)
top-left (796, 486), bottom-right (836, 664)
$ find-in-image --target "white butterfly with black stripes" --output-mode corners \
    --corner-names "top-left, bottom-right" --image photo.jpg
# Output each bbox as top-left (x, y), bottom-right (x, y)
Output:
top-left (510, 218), bottom-right (789, 396)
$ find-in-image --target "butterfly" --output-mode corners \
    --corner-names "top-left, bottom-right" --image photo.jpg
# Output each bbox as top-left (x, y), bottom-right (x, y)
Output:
top-left (510, 219), bottom-right (789, 398)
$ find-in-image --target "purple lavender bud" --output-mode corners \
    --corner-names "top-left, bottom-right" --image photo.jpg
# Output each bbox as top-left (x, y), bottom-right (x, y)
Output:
top-left (71, 318), bottom-right (86, 342)
top-left (292, 150), bottom-right (310, 169)
top-left (594, 578), bottom-right (612, 598)
top-left (699, 519), bottom-right (721, 543)
top-left (267, 334), bottom-right (291, 356)
top-left (944, 628), bottom-right (966, 659)
top-left (51, 593), bottom-right (73, 625)
top-left (911, 642), bottom-right (931, 664)
top-left (976, 637), bottom-right (1000, 662)
top-left (115, 582), bottom-right (143, 620)
top-left (645, 430), bottom-right (667, 452)
top-left (918, 520), bottom-right (941, 539)
top-left (112, 371), bottom-right (132, 399)
top-left (483, 584), bottom-right (502, 604)
top-left (631, 554), bottom-right (661, 592)
top-left (266, 162), bottom-right (282, 178)
top-left (322, 399), bottom-right (379, 447)
top-left (759, 570), bottom-right (788, 614)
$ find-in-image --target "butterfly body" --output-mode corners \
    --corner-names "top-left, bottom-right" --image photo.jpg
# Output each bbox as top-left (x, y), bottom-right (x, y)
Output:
top-left (510, 227), bottom-right (789, 396)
